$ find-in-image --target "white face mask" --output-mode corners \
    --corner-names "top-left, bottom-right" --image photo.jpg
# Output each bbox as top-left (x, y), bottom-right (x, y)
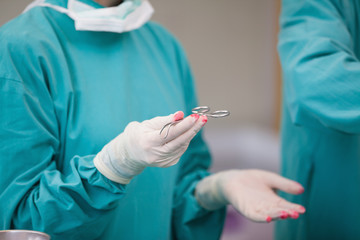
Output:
top-left (23, 0), bottom-right (154, 33)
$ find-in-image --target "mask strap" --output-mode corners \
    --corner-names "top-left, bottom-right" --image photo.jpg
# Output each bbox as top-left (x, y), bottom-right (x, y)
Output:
top-left (23, 0), bottom-right (70, 15)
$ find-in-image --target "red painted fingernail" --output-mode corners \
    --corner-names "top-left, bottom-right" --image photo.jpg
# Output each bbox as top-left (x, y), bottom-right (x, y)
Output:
top-left (298, 206), bottom-right (306, 213)
top-left (266, 216), bottom-right (272, 223)
top-left (173, 111), bottom-right (184, 121)
top-left (280, 211), bottom-right (288, 219)
top-left (190, 114), bottom-right (199, 120)
top-left (290, 211), bottom-right (299, 219)
top-left (297, 185), bottom-right (305, 194)
top-left (202, 115), bottom-right (208, 123)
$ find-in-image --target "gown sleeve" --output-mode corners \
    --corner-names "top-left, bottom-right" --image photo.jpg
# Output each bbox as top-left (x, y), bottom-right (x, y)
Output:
top-left (279, 0), bottom-right (360, 134)
top-left (0, 26), bottom-right (126, 240)
top-left (169, 36), bottom-right (226, 240)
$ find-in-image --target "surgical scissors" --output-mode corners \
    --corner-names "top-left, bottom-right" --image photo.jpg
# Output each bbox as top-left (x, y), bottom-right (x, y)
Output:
top-left (159, 106), bottom-right (230, 139)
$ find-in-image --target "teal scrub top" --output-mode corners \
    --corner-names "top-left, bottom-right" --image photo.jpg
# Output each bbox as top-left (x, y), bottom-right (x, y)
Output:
top-left (276, 0), bottom-right (360, 239)
top-left (0, 1), bottom-right (226, 239)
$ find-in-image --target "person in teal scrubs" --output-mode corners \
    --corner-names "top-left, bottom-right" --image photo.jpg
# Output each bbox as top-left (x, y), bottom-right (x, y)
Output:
top-left (0, 0), bottom-right (306, 239)
top-left (275, 0), bottom-right (360, 239)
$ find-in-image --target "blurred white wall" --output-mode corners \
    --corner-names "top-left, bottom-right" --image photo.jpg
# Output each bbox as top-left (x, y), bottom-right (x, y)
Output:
top-left (0, 1), bottom-right (280, 239)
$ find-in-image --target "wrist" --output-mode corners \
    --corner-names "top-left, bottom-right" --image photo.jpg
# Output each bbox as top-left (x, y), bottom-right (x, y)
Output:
top-left (94, 132), bottom-right (145, 184)
top-left (195, 173), bottom-right (228, 210)
top-left (94, 154), bottom-right (132, 184)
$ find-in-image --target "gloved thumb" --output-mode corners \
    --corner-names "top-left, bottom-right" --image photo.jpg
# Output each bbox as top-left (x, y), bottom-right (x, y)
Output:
top-left (145, 111), bottom-right (184, 130)
top-left (263, 171), bottom-right (304, 195)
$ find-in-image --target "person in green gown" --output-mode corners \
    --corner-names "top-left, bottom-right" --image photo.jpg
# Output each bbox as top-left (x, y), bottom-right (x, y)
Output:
top-left (0, 0), bottom-right (305, 239)
top-left (276, 0), bottom-right (360, 239)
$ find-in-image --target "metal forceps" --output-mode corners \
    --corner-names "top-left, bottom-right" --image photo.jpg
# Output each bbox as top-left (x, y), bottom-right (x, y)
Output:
top-left (159, 106), bottom-right (230, 139)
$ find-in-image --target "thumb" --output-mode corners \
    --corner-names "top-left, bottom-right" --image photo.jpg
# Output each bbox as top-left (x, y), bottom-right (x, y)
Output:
top-left (262, 171), bottom-right (305, 195)
top-left (145, 111), bottom-right (184, 130)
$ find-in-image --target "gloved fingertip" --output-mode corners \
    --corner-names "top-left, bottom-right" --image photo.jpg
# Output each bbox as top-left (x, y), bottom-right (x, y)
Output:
top-left (266, 216), bottom-right (272, 223)
top-left (280, 211), bottom-right (288, 219)
top-left (173, 111), bottom-right (184, 121)
top-left (297, 185), bottom-right (305, 194)
top-left (298, 206), bottom-right (306, 213)
top-left (190, 113), bottom-right (199, 120)
top-left (289, 210), bottom-right (299, 219)
top-left (201, 115), bottom-right (208, 124)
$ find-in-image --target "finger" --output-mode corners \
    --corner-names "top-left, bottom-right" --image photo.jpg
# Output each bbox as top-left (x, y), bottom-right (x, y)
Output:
top-left (249, 195), bottom-right (305, 222)
top-left (267, 209), bottom-right (290, 221)
top-left (276, 209), bottom-right (301, 220)
top-left (173, 111), bottom-right (185, 121)
top-left (262, 207), bottom-right (303, 222)
top-left (148, 111), bottom-right (184, 130)
top-left (262, 171), bottom-right (304, 195)
top-left (288, 210), bottom-right (300, 219)
top-left (269, 212), bottom-right (296, 222)
top-left (244, 209), bottom-right (281, 223)
top-left (277, 199), bottom-right (306, 214)
top-left (161, 114), bottom-right (200, 143)
top-left (166, 115), bottom-right (207, 149)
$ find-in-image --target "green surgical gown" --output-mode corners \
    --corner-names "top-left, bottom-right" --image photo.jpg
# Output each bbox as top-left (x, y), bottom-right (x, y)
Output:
top-left (0, 0), bottom-right (225, 239)
top-left (275, 0), bottom-right (360, 239)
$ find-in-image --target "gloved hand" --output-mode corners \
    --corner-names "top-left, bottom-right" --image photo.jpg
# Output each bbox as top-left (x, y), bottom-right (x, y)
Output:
top-left (195, 169), bottom-right (306, 222)
top-left (94, 111), bottom-right (207, 184)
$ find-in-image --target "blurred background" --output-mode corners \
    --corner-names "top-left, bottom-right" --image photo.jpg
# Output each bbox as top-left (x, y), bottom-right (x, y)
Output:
top-left (0, 1), bottom-right (282, 239)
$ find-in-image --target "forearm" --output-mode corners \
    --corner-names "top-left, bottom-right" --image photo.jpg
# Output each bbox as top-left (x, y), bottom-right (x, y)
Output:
top-left (280, 0), bottom-right (360, 133)
top-left (3, 155), bottom-right (125, 238)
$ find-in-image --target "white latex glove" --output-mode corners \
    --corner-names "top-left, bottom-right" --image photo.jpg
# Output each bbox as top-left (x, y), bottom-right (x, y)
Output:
top-left (94, 111), bottom-right (207, 184)
top-left (195, 169), bottom-right (306, 222)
